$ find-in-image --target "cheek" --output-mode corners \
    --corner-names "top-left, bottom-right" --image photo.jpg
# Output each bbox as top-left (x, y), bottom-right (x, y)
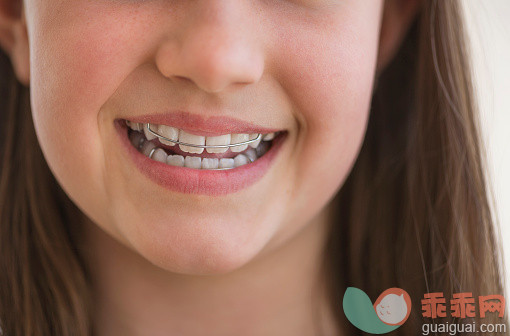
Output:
top-left (27, 3), bottom-right (158, 223)
top-left (29, 3), bottom-right (151, 132)
top-left (272, 11), bottom-right (380, 212)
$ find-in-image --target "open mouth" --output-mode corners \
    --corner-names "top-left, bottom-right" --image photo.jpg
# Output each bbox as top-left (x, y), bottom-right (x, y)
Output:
top-left (123, 120), bottom-right (284, 170)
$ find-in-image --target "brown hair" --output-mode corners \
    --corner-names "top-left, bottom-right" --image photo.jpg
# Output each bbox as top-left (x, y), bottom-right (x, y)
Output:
top-left (323, 1), bottom-right (509, 334)
top-left (0, 0), bottom-right (508, 335)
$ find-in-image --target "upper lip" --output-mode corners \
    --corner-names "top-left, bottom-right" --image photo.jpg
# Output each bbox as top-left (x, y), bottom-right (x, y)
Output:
top-left (123, 111), bottom-right (283, 137)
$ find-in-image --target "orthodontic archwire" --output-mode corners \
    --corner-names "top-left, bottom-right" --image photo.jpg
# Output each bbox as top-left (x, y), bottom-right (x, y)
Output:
top-left (145, 123), bottom-right (262, 149)
top-left (141, 123), bottom-right (261, 169)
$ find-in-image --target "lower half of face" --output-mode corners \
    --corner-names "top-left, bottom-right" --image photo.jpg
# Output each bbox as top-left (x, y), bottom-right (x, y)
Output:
top-left (27, 0), bottom-right (381, 274)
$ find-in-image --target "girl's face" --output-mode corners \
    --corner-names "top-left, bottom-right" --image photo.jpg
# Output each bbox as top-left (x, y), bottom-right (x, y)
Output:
top-left (24, 0), bottom-right (382, 273)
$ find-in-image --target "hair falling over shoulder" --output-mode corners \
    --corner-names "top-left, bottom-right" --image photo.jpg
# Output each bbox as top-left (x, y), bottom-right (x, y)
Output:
top-left (0, 1), bottom-right (508, 335)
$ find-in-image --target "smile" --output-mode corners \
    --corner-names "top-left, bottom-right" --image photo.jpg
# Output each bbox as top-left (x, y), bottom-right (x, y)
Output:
top-left (126, 120), bottom-right (280, 170)
top-left (115, 116), bottom-right (287, 195)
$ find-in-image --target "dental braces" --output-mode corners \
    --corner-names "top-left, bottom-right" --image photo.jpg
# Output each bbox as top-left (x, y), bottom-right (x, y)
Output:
top-left (145, 123), bottom-right (262, 149)
top-left (132, 125), bottom-right (263, 170)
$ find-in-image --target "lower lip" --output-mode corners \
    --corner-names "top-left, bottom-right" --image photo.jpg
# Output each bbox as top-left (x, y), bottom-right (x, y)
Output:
top-left (115, 120), bottom-right (287, 196)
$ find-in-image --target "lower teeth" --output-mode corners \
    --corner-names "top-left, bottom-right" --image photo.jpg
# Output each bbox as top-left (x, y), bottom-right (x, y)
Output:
top-left (128, 130), bottom-right (271, 170)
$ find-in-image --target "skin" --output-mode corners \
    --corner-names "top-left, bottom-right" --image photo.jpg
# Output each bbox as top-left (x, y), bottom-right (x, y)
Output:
top-left (0, 0), bottom-right (420, 335)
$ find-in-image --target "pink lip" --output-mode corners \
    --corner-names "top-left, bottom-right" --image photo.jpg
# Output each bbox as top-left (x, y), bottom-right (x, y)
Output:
top-left (126, 111), bottom-right (282, 137)
top-left (115, 120), bottom-right (287, 196)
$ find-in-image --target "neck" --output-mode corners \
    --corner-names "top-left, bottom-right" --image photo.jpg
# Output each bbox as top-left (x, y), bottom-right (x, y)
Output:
top-left (78, 208), bottom-right (338, 336)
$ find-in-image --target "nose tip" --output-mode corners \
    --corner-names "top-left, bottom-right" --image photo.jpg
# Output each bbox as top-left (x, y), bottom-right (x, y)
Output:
top-left (155, 24), bottom-right (264, 93)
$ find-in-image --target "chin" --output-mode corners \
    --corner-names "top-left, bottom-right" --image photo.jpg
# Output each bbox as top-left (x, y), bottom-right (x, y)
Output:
top-left (122, 213), bottom-right (275, 276)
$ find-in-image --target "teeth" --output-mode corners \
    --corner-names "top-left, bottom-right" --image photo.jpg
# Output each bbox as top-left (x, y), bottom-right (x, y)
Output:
top-left (230, 134), bottom-right (249, 152)
top-left (167, 155), bottom-right (184, 167)
top-left (248, 133), bottom-right (261, 148)
top-left (135, 142), bottom-right (266, 170)
top-left (127, 120), bottom-right (278, 151)
top-left (157, 125), bottom-right (179, 146)
top-left (179, 130), bottom-right (205, 154)
top-left (205, 134), bottom-right (231, 153)
top-left (184, 156), bottom-right (202, 169)
top-left (143, 124), bottom-right (157, 141)
top-left (233, 154), bottom-right (249, 167)
top-left (218, 158), bottom-right (235, 169)
top-left (127, 120), bottom-right (279, 169)
top-left (201, 158), bottom-right (219, 169)
top-left (129, 122), bottom-right (143, 132)
top-left (141, 141), bottom-right (157, 157)
top-left (245, 148), bottom-right (257, 162)
top-left (151, 148), bottom-right (168, 163)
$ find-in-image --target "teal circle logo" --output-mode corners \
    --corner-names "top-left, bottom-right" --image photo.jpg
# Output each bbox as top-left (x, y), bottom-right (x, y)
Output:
top-left (343, 287), bottom-right (412, 334)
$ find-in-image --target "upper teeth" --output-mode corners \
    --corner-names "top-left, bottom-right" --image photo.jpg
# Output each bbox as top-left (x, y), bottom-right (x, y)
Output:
top-left (126, 121), bottom-right (276, 154)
